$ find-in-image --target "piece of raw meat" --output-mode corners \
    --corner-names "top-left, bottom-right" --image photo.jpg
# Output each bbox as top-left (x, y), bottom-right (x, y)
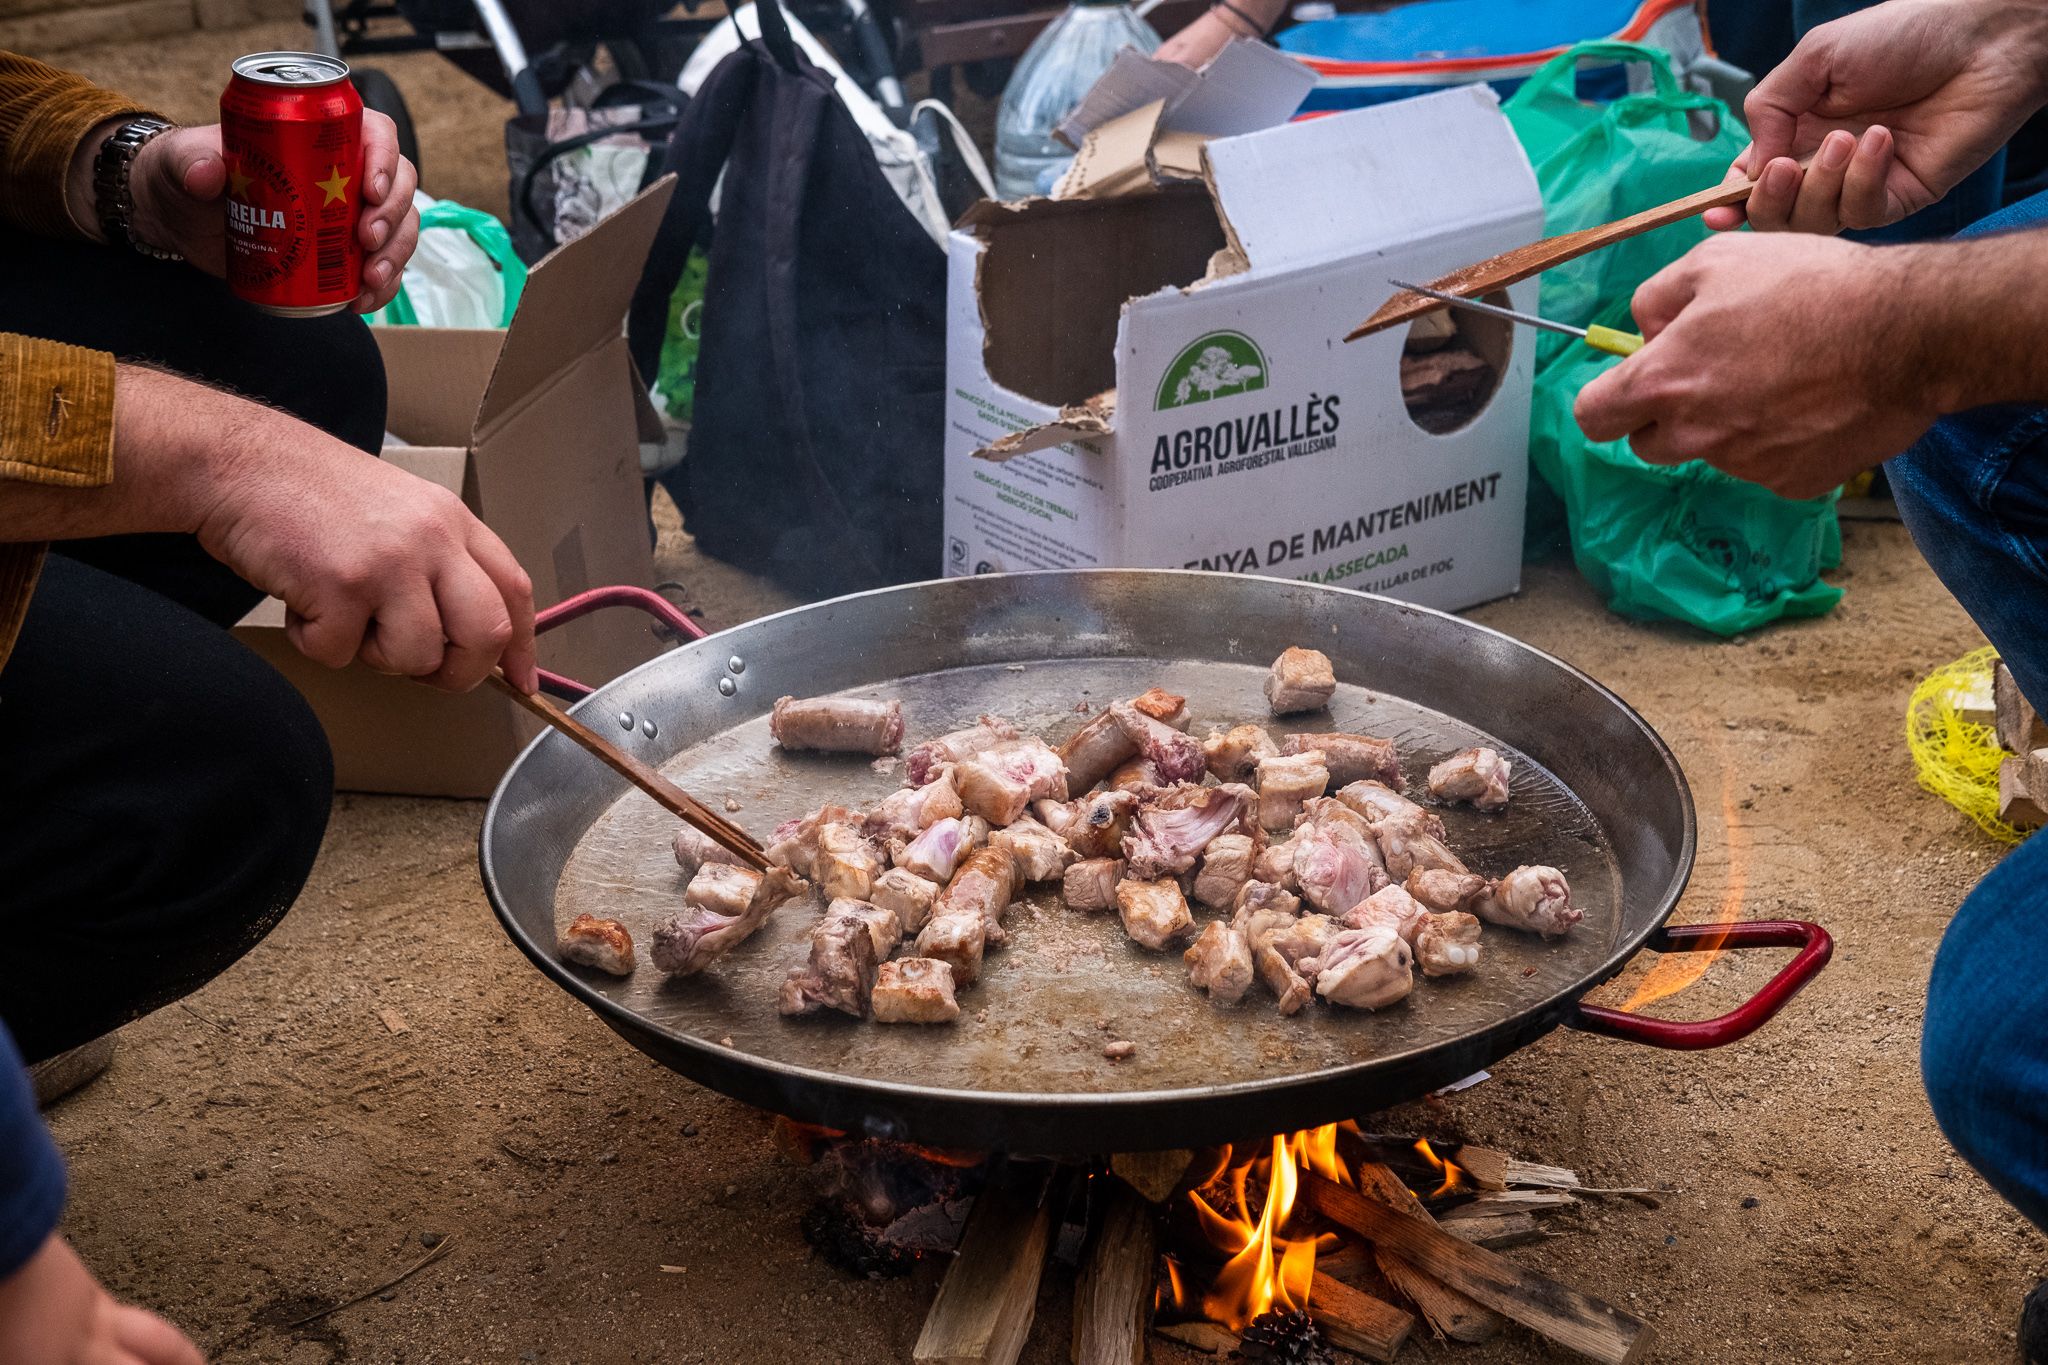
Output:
top-left (866, 766), bottom-right (964, 842)
top-left (1429, 747), bottom-right (1512, 812)
top-left (1255, 945), bottom-right (1314, 1016)
top-left (1334, 781), bottom-right (1445, 841)
top-left (1252, 834), bottom-right (1301, 891)
top-left (1107, 755), bottom-right (1165, 793)
top-left (1266, 647), bottom-right (1336, 716)
top-left (558, 913), bottom-right (635, 976)
top-left (913, 912), bottom-right (988, 986)
top-left (651, 867), bottom-right (808, 976)
top-left (1115, 878), bottom-right (1194, 950)
top-left (1202, 723), bottom-right (1278, 784)
top-left (1063, 857), bottom-right (1124, 912)
top-left (956, 739), bottom-right (1070, 825)
top-left (1416, 911), bottom-right (1483, 976)
top-left (673, 823), bottom-right (746, 878)
top-left (1232, 879), bottom-right (1303, 932)
top-left (821, 897), bottom-right (903, 960)
top-left (1477, 865), bottom-right (1583, 938)
top-left (1057, 711), bottom-right (1137, 793)
top-left (936, 845), bottom-right (1020, 929)
top-left (897, 816), bottom-right (971, 884)
top-left (1406, 866), bottom-right (1489, 915)
top-left (1123, 783), bottom-right (1256, 879)
top-left (1256, 750), bottom-right (1329, 830)
top-left (872, 957), bottom-right (961, 1023)
top-left (771, 695), bottom-right (905, 756)
top-left (992, 818), bottom-right (1077, 883)
top-left (1110, 700), bottom-right (1206, 784)
top-left (779, 914), bottom-right (880, 1017)
top-left (1306, 925), bottom-right (1413, 1010)
top-left (905, 715), bottom-right (1019, 787)
top-left (815, 821), bottom-right (883, 902)
top-left (1373, 810), bottom-right (1469, 882)
top-left (1184, 921), bottom-right (1255, 1004)
top-left (1281, 732), bottom-right (1401, 788)
top-left (871, 867), bottom-right (940, 935)
top-left (1131, 687), bottom-right (1192, 729)
top-left (1038, 790), bottom-right (1139, 859)
top-left (1266, 912), bottom-right (1340, 975)
top-left (764, 804), bottom-right (860, 878)
top-left (1343, 883), bottom-right (1428, 944)
top-left (1292, 808), bottom-right (1387, 916)
top-left (1193, 833), bottom-right (1259, 909)
top-left (681, 862), bottom-right (764, 919)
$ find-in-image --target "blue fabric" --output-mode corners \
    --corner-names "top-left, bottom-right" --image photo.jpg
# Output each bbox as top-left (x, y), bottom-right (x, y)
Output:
top-left (0, 1021), bottom-right (64, 1279)
top-left (1891, 186), bottom-right (2048, 1233)
top-left (1278, 0), bottom-right (1669, 61)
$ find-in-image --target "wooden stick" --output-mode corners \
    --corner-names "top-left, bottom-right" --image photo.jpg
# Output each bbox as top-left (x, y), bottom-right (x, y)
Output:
top-left (488, 672), bottom-right (767, 869)
top-left (1354, 1163), bottom-right (1501, 1344)
top-left (1072, 1184), bottom-right (1156, 1365)
top-left (915, 1178), bottom-right (1056, 1365)
top-left (1437, 1210), bottom-right (1545, 1250)
top-left (1306, 1274), bottom-right (1413, 1363)
top-left (1303, 1174), bottom-right (1654, 1365)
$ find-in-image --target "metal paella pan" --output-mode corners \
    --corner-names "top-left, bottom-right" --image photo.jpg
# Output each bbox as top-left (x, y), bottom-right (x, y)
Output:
top-left (481, 570), bottom-right (1828, 1154)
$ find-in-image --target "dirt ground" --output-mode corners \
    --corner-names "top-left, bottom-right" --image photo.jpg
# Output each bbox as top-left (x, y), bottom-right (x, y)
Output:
top-left (33, 16), bottom-right (2048, 1365)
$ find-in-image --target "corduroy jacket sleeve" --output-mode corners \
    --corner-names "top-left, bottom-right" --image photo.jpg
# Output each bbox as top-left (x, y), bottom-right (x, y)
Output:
top-left (0, 48), bottom-right (151, 239)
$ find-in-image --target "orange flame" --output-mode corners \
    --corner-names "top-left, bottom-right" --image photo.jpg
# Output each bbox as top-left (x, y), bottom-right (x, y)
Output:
top-left (1412, 1139), bottom-right (1468, 1199)
top-left (1621, 735), bottom-right (1748, 1011)
top-left (1175, 1125), bottom-right (1350, 1332)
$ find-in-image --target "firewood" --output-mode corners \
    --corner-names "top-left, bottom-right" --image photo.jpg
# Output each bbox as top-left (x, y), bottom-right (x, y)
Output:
top-left (1072, 1185), bottom-right (1156, 1365)
top-left (1354, 1163), bottom-right (1502, 1344)
top-left (1110, 1149), bottom-right (1194, 1204)
top-left (2000, 758), bottom-right (2046, 829)
top-left (1456, 1188), bottom-right (1580, 1213)
top-left (1437, 1210), bottom-right (1545, 1249)
top-left (915, 1179), bottom-right (1056, 1365)
top-left (1306, 1274), bottom-right (1414, 1362)
top-left (1303, 1174), bottom-right (1654, 1365)
top-left (1154, 1321), bottom-right (1237, 1354)
top-left (1449, 1147), bottom-right (1579, 1192)
top-left (1995, 660), bottom-right (2048, 752)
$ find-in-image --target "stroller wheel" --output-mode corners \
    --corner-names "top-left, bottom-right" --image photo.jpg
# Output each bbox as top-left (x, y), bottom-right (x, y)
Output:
top-left (352, 67), bottom-right (423, 180)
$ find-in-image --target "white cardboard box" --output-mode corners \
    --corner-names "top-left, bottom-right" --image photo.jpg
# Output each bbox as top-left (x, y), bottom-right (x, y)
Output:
top-left (941, 84), bottom-right (1544, 610)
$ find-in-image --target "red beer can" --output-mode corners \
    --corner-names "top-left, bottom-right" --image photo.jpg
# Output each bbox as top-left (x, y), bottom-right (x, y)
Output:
top-left (220, 52), bottom-right (364, 317)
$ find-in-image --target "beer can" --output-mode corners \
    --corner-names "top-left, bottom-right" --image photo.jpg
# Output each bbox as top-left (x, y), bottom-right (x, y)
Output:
top-left (220, 52), bottom-right (364, 317)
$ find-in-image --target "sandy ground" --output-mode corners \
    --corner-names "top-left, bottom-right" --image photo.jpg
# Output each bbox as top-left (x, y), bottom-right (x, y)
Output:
top-left (31, 17), bottom-right (2048, 1365)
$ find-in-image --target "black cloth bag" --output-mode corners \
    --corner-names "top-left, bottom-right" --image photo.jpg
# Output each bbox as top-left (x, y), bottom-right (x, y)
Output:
top-left (627, 0), bottom-right (947, 596)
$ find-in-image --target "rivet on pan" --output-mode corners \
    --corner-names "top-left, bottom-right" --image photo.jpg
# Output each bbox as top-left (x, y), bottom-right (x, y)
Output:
top-left (717, 677), bottom-right (737, 697)
top-left (641, 719), bottom-right (659, 739)
top-left (727, 655), bottom-right (746, 675)
top-left (617, 710), bottom-right (635, 730)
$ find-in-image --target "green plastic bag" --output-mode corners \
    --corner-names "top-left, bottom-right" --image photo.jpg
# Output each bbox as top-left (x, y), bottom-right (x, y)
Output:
top-left (651, 246), bottom-right (709, 426)
top-left (369, 199), bottom-right (527, 329)
top-left (1504, 41), bottom-right (1843, 636)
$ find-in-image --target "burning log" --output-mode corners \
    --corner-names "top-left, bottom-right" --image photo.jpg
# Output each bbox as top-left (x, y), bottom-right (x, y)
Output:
top-left (1304, 1276), bottom-right (1413, 1362)
top-left (1302, 1174), bottom-right (1655, 1365)
top-left (915, 1174), bottom-right (1057, 1365)
top-left (1354, 1162), bottom-right (1501, 1344)
top-left (1155, 1320), bottom-right (1238, 1354)
top-left (1071, 1184), bottom-right (1156, 1365)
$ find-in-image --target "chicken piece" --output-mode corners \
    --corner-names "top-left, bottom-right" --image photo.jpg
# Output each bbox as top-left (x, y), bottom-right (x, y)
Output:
top-left (1428, 747), bottom-right (1512, 812)
top-left (764, 804), bottom-right (860, 878)
top-left (1184, 921), bottom-right (1255, 1004)
top-left (1110, 700), bottom-right (1207, 784)
top-left (1252, 834), bottom-right (1301, 891)
top-left (1038, 790), bottom-right (1139, 859)
top-left (1306, 925), bottom-right (1413, 1010)
top-left (1232, 879), bottom-right (1303, 931)
top-left (1292, 810), bottom-right (1387, 916)
top-left (1343, 883), bottom-right (1428, 944)
top-left (821, 897), bottom-right (903, 960)
top-left (865, 765), bottom-right (964, 842)
top-left (1193, 833), bottom-right (1259, 909)
top-left (872, 957), bottom-right (961, 1023)
top-left (673, 823), bottom-right (745, 878)
top-left (1266, 912), bottom-right (1340, 975)
top-left (778, 914), bottom-right (880, 1017)
top-left (870, 867), bottom-right (940, 936)
top-left (650, 867), bottom-right (808, 976)
top-left (1123, 783), bottom-right (1257, 879)
top-left (815, 821), bottom-right (883, 902)
top-left (771, 695), bottom-right (905, 756)
top-left (558, 913), bottom-right (635, 976)
top-left (1406, 866), bottom-right (1489, 915)
top-left (1115, 878), bottom-right (1194, 950)
top-left (932, 844), bottom-right (1020, 941)
top-left (913, 912), bottom-right (988, 986)
top-left (992, 818), bottom-right (1077, 883)
top-left (1266, 646), bottom-right (1336, 716)
top-left (1373, 809), bottom-right (1469, 882)
top-left (1058, 710), bottom-right (1137, 793)
top-left (955, 738), bottom-right (1070, 825)
top-left (897, 816), bottom-right (971, 883)
top-left (1256, 750), bottom-right (1329, 831)
top-left (1334, 781), bottom-right (1445, 841)
top-left (1203, 723), bottom-right (1278, 784)
top-left (1131, 687), bottom-right (1192, 729)
top-left (1416, 911), bottom-right (1483, 977)
top-left (1062, 857), bottom-right (1124, 912)
top-left (905, 714), bottom-right (1019, 787)
top-left (1107, 755), bottom-right (1165, 793)
top-left (1281, 732), bottom-right (1401, 788)
top-left (1255, 945), bottom-right (1314, 1016)
top-left (1477, 865), bottom-right (1584, 938)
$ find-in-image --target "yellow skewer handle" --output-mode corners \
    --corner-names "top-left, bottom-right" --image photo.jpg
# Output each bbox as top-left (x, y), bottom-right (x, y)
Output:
top-left (1585, 324), bottom-right (1644, 356)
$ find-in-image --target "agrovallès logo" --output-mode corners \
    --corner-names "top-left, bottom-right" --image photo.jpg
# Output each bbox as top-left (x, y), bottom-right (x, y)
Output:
top-left (1155, 331), bottom-right (1267, 410)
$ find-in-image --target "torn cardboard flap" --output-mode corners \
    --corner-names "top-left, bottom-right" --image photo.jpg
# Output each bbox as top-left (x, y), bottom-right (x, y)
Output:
top-left (975, 390), bottom-right (1117, 461)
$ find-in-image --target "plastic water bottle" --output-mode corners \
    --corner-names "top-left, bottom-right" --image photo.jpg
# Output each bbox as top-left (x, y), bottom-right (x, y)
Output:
top-left (994, 0), bottom-right (1161, 200)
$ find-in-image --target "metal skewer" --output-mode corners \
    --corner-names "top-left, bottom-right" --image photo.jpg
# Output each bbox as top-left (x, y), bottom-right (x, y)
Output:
top-left (1387, 280), bottom-right (1643, 356)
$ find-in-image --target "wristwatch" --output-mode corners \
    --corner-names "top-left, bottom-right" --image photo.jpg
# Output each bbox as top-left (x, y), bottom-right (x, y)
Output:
top-left (93, 116), bottom-right (182, 261)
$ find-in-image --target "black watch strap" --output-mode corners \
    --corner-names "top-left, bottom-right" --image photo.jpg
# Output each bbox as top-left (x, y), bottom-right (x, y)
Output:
top-left (92, 116), bottom-right (182, 261)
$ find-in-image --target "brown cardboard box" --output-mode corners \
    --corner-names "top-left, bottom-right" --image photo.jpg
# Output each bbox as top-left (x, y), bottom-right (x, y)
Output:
top-left (234, 179), bottom-right (676, 797)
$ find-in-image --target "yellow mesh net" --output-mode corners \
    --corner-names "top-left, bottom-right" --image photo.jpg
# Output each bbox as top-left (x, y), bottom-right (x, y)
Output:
top-left (1906, 646), bottom-right (2026, 844)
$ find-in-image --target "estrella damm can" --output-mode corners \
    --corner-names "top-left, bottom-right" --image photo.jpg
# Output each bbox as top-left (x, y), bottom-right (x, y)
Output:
top-left (221, 52), bottom-right (363, 317)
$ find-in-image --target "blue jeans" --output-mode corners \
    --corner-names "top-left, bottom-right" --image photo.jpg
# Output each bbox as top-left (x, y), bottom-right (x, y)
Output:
top-left (1891, 187), bottom-right (2048, 1233)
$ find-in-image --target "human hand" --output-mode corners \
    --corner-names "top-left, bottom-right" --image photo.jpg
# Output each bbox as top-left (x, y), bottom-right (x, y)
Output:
top-left (128, 114), bottom-right (419, 312)
top-left (1703, 0), bottom-right (2048, 234)
top-left (0, 1233), bottom-right (204, 1365)
top-left (1572, 233), bottom-right (1942, 499)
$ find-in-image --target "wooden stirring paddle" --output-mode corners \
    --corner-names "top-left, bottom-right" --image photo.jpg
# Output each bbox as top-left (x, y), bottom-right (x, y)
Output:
top-left (488, 671), bottom-right (770, 871)
top-left (1347, 162), bottom-right (1803, 342)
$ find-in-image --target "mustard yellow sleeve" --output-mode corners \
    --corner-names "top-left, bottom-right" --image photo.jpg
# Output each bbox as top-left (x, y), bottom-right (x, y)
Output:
top-left (0, 332), bottom-right (116, 487)
top-left (0, 49), bottom-right (152, 239)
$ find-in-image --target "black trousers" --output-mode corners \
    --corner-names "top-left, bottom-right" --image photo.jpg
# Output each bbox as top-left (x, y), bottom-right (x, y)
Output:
top-left (0, 229), bottom-right (385, 1063)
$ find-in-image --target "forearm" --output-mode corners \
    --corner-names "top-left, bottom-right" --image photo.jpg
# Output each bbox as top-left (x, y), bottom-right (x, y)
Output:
top-left (1156, 0), bottom-right (1287, 67)
top-left (1897, 228), bottom-right (2048, 413)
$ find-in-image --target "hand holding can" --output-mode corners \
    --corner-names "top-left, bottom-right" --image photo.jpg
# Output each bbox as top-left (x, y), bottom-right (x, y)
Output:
top-left (220, 52), bottom-right (364, 317)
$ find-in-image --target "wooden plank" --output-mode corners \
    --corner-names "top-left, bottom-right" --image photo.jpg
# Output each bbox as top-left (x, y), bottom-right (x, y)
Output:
top-left (1072, 1185), bottom-right (1155, 1365)
top-left (1437, 1211), bottom-right (1545, 1250)
top-left (1110, 1150), bottom-right (1193, 1204)
top-left (1996, 660), bottom-right (2048, 752)
top-left (915, 1181), bottom-right (1056, 1365)
top-left (2001, 758), bottom-right (2046, 829)
top-left (1355, 1164), bottom-right (1501, 1344)
top-left (1307, 1274), bottom-right (1414, 1363)
top-left (1303, 1174), bottom-right (1654, 1365)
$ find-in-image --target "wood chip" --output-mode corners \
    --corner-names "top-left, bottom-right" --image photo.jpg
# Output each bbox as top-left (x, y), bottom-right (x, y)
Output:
top-left (376, 1007), bottom-right (409, 1035)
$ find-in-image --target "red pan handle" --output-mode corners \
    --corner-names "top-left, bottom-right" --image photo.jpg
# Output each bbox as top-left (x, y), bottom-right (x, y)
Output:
top-left (1567, 920), bottom-right (1832, 1050)
top-left (531, 586), bottom-right (708, 700)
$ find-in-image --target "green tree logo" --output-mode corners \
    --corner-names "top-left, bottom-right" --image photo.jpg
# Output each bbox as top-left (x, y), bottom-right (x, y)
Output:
top-left (1155, 332), bottom-right (1268, 410)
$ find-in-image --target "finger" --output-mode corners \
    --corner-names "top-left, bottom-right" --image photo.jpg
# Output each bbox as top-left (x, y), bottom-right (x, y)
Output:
top-left (355, 212), bottom-right (417, 312)
top-left (1574, 361), bottom-right (1657, 444)
top-left (421, 557), bottom-right (516, 693)
top-left (159, 125), bottom-right (227, 202)
top-left (285, 597), bottom-right (373, 671)
top-left (110, 1303), bottom-right (207, 1365)
top-left (359, 110), bottom-right (400, 204)
top-left (464, 522), bottom-right (538, 693)
top-left (1703, 154), bottom-right (1755, 232)
top-left (356, 582), bottom-right (447, 678)
top-left (358, 153), bottom-right (417, 253)
top-left (1788, 129), bottom-right (1855, 234)
top-left (1630, 259), bottom-right (1698, 339)
top-left (1628, 423), bottom-right (1681, 467)
top-left (1743, 39), bottom-right (1832, 168)
top-left (1742, 157), bottom-right (1804, 233)
top-left (1839, 124), bottom-right (1894, 229)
